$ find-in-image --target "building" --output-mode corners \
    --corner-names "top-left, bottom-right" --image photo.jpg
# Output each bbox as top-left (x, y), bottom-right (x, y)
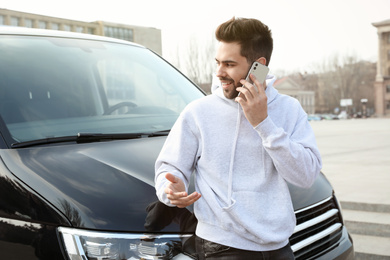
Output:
top-left (372, 19), bottom-right (390, 116)
top-left (0, 8), bottom-right (162, 55)
top-left (274, 77), bottom-right (315, 114)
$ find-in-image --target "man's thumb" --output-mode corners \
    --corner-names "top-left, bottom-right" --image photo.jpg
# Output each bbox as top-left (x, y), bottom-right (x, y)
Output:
top-left (165, 173), bottom-right (177, 183)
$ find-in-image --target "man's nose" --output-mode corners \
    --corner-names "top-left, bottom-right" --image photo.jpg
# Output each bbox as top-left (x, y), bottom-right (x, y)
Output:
top-left (215, 65), bottom-right (226, 77)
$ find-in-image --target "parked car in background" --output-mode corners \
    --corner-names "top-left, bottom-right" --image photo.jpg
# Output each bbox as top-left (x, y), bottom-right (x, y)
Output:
top-left (321, 114), bottom-right (339, 120)
top-left (338, 111), bottom-right (349, 119)
top-left (307, 114), bottom-right (322, 121)
top-left (0, 27), bottom-right (354, 259)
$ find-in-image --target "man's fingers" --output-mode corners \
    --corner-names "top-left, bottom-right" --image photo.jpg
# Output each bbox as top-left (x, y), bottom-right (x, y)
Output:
top-left (165, 172), bottom-right (177, 183)
top-left (250, 74), bottom-right (266, 93)
top-left (238, 78), bottom-right (256, 97)
top-left (167, 191), bottom-right (201, 208)
top-left (166, 189), bottom-right (187, 199)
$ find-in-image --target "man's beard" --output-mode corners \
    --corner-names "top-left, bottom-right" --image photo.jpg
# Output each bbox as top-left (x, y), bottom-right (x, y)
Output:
top-left (219, 77), bottom-right (243, 99)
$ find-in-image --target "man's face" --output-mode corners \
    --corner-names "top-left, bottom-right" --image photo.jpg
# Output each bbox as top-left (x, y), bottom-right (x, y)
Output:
top-left (215, 42), bottom-right (251, 99)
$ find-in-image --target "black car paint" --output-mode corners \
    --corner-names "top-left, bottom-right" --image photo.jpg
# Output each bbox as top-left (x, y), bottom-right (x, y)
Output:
top-left (0, 156), bottom-right (66, 259)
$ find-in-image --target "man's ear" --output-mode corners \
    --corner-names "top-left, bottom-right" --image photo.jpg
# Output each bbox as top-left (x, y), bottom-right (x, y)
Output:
top-left (256, 57), bottom-right (267, 66)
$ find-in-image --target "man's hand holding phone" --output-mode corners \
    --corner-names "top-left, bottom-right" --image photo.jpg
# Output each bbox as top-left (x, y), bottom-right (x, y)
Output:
top-left (164, 173), bottom-right (201, 208)
top-left (236, 73), bottom-right (268, 127)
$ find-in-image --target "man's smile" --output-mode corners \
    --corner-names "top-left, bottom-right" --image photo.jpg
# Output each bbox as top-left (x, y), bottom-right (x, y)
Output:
top-left (219, 78), bottom-right (235, 90)
top-left (221, 82), bottom-right (233, 89)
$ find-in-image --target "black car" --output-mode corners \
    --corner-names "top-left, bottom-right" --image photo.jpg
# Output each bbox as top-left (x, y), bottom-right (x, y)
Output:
top-left (0, 26), bottom-right (354, 260)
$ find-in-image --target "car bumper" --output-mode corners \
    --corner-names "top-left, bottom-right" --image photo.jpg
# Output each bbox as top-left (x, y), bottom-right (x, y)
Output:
top-left (317, 227), bottom-right (354, 260)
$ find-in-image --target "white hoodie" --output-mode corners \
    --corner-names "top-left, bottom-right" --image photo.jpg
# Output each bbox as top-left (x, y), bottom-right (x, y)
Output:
top-left (155, 74), bottom-right (322, 251)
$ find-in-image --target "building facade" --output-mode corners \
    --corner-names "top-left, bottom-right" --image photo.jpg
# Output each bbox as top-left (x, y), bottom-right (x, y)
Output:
top-left (372, 19), bottom-right (390, 116)
top-left (0, 8), bottom-right (162, 55)
top-left (274, 77), bottom-right (315, 115)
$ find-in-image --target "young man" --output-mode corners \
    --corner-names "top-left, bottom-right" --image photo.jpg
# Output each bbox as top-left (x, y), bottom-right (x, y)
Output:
top-left (155, 17), bottom-right (322, 259)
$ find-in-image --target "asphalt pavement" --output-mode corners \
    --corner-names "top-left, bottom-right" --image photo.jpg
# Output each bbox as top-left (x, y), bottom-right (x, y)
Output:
top-left (309, 117), bottom-right (390, 206)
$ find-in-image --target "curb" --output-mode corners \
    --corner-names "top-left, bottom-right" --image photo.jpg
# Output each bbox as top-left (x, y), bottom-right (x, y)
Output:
top-left (355, 252), bottom-right (390, 260)
top-left (340, 201), bottom-right (390, 213)
top-left (345, 221), bottom-right (390, 237)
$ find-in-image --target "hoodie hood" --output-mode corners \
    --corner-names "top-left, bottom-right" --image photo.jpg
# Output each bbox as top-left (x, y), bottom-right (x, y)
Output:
top-left (211, 73), bottom-right (278, 105)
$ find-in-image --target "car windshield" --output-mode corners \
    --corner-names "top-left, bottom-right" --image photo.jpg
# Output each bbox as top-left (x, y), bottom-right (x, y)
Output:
top-left (0, 35), bottom-right (204, 147)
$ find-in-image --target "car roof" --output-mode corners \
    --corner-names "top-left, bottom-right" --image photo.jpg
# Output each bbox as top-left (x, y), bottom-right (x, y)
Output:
top-left (0, 25), bottom-right (144, 48)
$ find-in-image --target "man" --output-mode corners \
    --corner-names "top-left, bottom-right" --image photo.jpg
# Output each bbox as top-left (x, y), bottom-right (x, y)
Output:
top-left (155, 17), bottom-right (322, 259)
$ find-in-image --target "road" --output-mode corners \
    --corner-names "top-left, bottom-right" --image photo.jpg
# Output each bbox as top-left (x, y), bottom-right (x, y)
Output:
top-left (310, 117), bottom-right (390, 205)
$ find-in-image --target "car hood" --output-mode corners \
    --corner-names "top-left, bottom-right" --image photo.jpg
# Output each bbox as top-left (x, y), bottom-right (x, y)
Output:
top-left (1, 137), bottom-right (168, 232)
top-left (1, 136), bottom-right (333, 232)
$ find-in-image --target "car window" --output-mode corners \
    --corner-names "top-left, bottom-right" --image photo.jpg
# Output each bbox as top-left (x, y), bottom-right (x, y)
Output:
top-left (0, 35), bottom-right (204, 145)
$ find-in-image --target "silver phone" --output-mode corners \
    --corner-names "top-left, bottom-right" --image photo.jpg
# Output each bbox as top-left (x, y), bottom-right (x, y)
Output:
top-left (239, 61), bottom-right (269, 95)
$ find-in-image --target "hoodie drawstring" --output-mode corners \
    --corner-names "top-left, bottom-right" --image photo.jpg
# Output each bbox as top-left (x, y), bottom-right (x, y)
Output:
top-left (227, 103), bottom-right (241, 203)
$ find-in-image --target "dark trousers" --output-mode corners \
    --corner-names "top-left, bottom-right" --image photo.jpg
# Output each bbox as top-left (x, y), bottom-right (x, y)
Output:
top-left (195, 236), bottom-right (295, 260)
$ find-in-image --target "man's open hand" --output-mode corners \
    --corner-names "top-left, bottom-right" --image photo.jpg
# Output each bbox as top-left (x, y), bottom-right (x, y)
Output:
top-left (164, 173), bottom-right (201, 208)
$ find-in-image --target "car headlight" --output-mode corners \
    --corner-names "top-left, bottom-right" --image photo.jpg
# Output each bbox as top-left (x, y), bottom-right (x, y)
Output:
top-left (58, 227), bottom-right (193, 260)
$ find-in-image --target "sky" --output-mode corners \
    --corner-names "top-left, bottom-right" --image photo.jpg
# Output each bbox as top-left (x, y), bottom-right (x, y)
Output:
top-left (1, 0), bottom-right (389, 74)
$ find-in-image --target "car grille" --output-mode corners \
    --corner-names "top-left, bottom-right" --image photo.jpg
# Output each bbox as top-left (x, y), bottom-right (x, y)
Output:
top-left (290, 196), bottom-right (343, 259)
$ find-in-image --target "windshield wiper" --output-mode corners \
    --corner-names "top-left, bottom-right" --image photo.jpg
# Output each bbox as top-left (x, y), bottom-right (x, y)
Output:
top-left (10, 131), bottom-right (170, 148)
top-left (76, 131), bottom-right (170, 143)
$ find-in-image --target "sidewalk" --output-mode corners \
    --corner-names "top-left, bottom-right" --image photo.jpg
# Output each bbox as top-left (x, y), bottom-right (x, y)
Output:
top-left (310, 117), bottom-right (390, 259)
top-left (310, 117), bottom-right (390, 206)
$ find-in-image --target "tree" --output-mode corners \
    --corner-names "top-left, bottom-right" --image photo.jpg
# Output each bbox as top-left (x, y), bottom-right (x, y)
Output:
top-left (315, 53), bottom-right (376, 114)
top-left (169, 31), bottom-right (217, 86)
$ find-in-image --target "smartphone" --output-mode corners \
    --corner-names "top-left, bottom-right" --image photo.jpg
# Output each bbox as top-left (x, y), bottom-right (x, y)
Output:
top-left (238, 62), bottom-right (269, 95)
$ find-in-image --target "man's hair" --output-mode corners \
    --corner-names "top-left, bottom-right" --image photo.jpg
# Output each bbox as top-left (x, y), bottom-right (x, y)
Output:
top-left (215, 17), bottom-right (273, 66)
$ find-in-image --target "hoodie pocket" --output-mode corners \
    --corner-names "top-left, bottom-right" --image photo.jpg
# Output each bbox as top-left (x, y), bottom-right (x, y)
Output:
top-left (222, 191), bottom-right (295, 245)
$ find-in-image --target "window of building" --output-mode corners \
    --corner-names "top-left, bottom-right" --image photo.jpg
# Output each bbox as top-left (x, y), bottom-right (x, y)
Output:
top-left (387, 101), bottom-right (390, 110)
top-left (104, 26), bottom-right (133, 42)
top-left (87, 27), bottom-right (95, 34)
top-left (24, 19), bottom-right (33, 28)
top-left (39, 21), bottom-right (47, 29)
top-left (11, 17), bottom-right (20, 26)
top-left (104, 26), bottom-right (114, 37)
top-left (76, 26), bottom-right (83, 33)
top-left (63, 24), bottom-right (71, 31)
top-left (124, 29), bottom-right (133, 41)
top-left (51, 23), bottom-right (59, 30)
top-left (301, 96), bottom-right (306, 105)
top-left (386, 85), bottom-right (390, 93)
top-left (0, 15), bottom-right (4, 25)
top-left (104, 26), bottom-right (111, 36)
